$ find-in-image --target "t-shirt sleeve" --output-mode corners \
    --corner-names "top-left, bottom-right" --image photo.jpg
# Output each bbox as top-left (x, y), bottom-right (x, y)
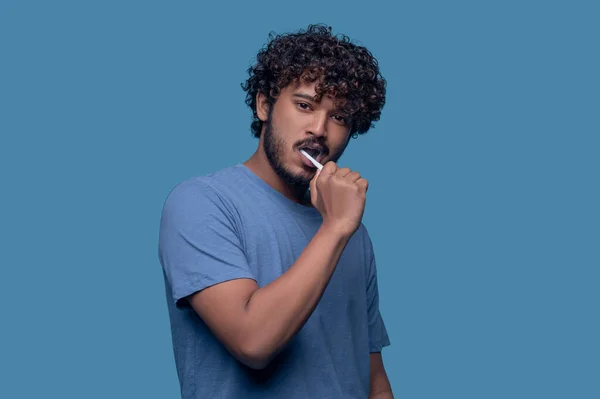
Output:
top-left (158, 179), bottom-right (256, 307)
top-left (365, 235), bottom-right (391, 353)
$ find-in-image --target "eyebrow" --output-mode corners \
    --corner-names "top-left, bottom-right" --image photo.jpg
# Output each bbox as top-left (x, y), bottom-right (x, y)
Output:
top-left (292, 92), bottom-right (347, 113)
top-left (292, 92), bottom-right (317, 102)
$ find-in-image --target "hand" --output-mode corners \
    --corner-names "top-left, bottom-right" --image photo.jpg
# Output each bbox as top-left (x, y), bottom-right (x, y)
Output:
top-left (310, 161), bottom-right (369, 237)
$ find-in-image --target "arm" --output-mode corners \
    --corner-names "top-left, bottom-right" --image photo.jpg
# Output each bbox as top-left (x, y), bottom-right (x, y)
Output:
top-left (188, 162), bottom-right (367, 369)
top-left (189, 223), bottom-right (350, 369)
top-left (369, 352), bottom-right (394, 399)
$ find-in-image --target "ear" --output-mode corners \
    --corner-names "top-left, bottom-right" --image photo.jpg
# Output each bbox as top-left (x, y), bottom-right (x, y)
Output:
top-left (256, 92), bottom-right (270, 122)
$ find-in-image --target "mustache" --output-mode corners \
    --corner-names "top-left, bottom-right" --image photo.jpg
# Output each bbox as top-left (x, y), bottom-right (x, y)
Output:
top-left (294, 139), bottom-right (329, 155)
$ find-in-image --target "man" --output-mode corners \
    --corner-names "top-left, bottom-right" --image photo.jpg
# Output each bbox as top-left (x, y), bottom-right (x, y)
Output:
top-left (159, 24), bottom-right (393, 398)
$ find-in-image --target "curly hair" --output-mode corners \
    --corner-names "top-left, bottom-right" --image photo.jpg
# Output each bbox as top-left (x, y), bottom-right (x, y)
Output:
top-left (241, 24), bottom-right (386, 138)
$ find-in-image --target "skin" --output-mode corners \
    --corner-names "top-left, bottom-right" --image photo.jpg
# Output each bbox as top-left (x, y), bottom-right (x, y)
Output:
top-left (187, 79), bottom-right (393, 398)
top-left (245, 79), bottom-right (352, 204)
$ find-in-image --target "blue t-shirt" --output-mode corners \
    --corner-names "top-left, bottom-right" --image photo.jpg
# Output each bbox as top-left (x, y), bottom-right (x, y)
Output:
top-left (158, 164), bottom-right (390, 399)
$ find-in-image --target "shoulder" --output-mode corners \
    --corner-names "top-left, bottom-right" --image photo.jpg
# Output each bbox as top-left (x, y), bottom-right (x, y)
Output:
top-left (161, 165), bottom-right (245, 218)
top-left (164, 165), bottom-right (246, 202)
top-left (162, 177), bottom-right (218, 214)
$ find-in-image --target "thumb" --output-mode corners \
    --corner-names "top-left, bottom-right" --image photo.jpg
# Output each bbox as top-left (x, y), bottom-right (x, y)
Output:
top-left (309, 168), bottom-right (321, 205)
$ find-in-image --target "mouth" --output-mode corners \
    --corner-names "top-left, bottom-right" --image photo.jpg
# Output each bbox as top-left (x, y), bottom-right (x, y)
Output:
top-left (297, 145), bottom-right (326, 164)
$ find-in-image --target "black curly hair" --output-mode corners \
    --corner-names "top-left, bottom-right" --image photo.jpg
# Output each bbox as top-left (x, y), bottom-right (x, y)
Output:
top-left (242, 24), bottom-right (386, 138)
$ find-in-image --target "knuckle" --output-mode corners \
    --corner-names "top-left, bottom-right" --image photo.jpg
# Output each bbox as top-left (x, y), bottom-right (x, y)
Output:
top-left (326, 161), bottom-right (338, 171)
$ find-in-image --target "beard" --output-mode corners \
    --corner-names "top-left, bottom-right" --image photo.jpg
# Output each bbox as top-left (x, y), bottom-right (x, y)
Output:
top-left (263, 113), bottom-right (313, 187)
top-left (263, 111), bottom-right (348, 189)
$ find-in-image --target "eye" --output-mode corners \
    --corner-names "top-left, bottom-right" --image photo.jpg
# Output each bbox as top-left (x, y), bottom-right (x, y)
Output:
top-left (296, 102), bottom-right (312, 111)
top-left (332, 114), bottom-right (348, 125)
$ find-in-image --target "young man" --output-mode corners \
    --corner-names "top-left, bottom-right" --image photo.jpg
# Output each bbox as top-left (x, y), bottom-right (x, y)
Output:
top-left (159, 24), bottom-right (393, 398)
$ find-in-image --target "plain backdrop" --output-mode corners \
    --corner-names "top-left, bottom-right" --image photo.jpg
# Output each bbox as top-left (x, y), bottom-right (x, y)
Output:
top-left (1, 1), bottom-right (598, 398)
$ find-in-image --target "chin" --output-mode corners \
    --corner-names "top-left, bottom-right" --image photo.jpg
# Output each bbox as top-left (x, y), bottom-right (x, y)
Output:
top-left (276, 164), bottom-right (312, 187)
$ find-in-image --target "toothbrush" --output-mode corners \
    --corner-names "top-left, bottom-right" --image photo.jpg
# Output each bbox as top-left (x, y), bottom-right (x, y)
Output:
top-left (300, 149), bottom-right (323, 170)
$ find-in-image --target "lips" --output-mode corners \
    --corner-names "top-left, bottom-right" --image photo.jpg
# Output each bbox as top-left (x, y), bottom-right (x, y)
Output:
top-left (298, 145), bottom-right (326, 164)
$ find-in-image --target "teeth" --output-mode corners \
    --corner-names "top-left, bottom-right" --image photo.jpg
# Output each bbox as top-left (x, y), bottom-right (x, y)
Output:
top-left (303, 148), bottom-right (320, 158)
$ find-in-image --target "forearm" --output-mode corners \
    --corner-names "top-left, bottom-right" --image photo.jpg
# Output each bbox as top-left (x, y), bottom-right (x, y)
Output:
top-left (369, 392), bottom-right (394, 399)
top-left (242, 223), bottom-right (350, 365)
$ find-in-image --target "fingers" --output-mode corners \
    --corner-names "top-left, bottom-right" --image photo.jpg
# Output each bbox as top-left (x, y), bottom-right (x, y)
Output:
top-left (322, 161), bottom-right (338, 175)
top-left (347, 171), bottom-right (361, 182)
top-left (335, 167), bottom-right (352, 178)
top-left (357, 177), bottom-right (369, 192)
top-left (320, 161), bottom-right (367, 190)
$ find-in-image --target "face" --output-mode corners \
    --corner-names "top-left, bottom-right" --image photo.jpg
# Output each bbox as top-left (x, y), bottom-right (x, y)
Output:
top-left (259, 80), bottom-right (352, 187)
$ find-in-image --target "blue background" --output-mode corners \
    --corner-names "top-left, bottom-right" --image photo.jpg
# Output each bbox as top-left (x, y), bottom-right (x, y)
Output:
top-left (1, 1), bottom-right (598, 398)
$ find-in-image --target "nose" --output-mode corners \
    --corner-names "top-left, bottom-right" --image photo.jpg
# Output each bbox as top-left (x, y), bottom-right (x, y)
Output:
top-left (307, 111), bottom-right (327, 138)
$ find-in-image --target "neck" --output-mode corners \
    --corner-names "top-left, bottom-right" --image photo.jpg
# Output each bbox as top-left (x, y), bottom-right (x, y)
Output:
top-left (244, 146), bottom-right (310, 206)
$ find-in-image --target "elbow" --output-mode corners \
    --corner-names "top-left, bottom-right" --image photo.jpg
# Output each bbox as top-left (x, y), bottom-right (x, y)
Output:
top-left (239, 354), bottom-right (270, 370)
top-left (236, 338), bottom-right (275, 370)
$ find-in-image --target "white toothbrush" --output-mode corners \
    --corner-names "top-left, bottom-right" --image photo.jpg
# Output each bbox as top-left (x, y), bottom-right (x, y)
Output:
top-left (300, 149), bottom-right (323, 170)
